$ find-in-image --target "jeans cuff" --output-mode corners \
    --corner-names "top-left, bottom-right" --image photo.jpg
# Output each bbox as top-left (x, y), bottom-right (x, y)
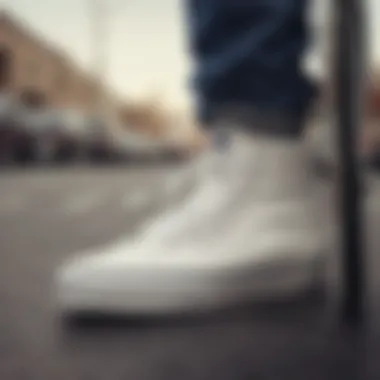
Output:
top-left (202, 103), bottom-right (310, 138)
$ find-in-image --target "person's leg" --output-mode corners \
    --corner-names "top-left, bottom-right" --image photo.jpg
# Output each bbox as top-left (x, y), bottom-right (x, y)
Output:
top-left (187, 0), bottom-right (316, 136)
top-left (56, 0), bottom-right (323, 315)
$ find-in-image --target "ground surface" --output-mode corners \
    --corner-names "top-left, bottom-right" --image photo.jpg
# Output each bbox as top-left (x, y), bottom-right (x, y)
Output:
top-left (0, 165), bottom-right (380, 379)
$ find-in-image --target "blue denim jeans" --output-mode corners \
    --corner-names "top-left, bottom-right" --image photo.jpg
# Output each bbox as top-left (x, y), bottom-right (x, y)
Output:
top-left (186, 0), bottom-right (316, 136)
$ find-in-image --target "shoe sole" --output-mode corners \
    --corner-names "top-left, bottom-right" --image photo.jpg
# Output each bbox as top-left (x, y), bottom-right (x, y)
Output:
top-left (56, 253), bottom-right (325, 318)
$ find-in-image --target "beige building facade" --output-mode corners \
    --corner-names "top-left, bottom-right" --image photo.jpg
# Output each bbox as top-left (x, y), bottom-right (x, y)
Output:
top-left (0, 10), bottom-right (102, 111)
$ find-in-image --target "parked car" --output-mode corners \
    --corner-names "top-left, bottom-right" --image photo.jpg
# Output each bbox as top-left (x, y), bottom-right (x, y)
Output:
top-left (112, 128), bottom-right (188, 164)
top-left (13, 107), bottom-right (88, 164)
top-left (54, 110), bottom-right (89, 162)
top-left (0, 91), bottom-right (23, 163)
top-left (3, 102), bottom-right (49, 164)
top-left (84, 117), bottom-right (114, 162)
top-left (15, 107), bottom-right (62, 163)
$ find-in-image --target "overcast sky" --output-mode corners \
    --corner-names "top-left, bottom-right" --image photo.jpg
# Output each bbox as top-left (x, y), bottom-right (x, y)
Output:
top-left (2, 0), bottom-right (380, 110)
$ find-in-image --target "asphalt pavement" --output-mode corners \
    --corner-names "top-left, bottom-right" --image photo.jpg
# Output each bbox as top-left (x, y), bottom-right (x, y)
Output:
top-left (1, 165), bottom-right (380, 379)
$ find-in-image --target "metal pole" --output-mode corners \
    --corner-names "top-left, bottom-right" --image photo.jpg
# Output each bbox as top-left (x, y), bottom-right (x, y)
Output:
top-left (334, 0), bottom-right (367, 326)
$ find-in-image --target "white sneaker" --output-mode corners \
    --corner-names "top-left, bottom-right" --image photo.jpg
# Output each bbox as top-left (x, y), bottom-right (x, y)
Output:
top-left (56, 129), bottom-right (324, 315)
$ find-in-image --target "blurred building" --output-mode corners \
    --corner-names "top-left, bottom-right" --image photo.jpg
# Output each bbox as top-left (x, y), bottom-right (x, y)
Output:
top-left (0, 10), bottom-right (102, 111)
top-left (120, 98), bottom-right (171, 137)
